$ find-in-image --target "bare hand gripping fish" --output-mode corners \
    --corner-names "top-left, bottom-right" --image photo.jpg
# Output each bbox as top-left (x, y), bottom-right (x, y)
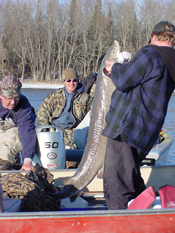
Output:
top-left (54, 41), bottom-right (131, 200)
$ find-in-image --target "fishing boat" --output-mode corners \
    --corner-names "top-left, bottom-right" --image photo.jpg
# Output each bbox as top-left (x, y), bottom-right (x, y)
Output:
top-left (0, 129), bottom-right (175, 232)
top-left (1, 164), bottom-right (175, 232)
top-left (142, 132), bottom-right (174, 166)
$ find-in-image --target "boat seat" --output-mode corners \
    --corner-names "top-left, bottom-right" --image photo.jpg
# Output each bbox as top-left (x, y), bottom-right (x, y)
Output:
top-left (0, 184), bottom-right (21, 213)
top-left (66, 149), bottom-right (84, 162)
top-left (74, 110), bottom-right (91, 150)
top-left (65, 110), bottom-right (91, 162)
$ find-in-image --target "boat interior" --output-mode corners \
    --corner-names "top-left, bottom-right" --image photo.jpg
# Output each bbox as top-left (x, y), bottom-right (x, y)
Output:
top-left (34, 109), bottom-right (173, 169)
top-left (0, 110), bottom-right (174, 213)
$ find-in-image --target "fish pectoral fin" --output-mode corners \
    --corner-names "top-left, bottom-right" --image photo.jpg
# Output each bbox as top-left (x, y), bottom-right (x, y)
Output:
top-left (69, 194), bottom-right (79, 202)
top-left (69, 189), bottom-right (85, 202)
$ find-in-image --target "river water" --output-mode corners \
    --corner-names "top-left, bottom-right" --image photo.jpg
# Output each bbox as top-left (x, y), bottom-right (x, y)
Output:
top-left (21, 88), bottom-right (175, 165)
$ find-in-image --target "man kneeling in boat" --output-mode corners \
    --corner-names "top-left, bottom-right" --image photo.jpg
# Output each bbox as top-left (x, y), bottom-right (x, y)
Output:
top-left (0, 75), bottom-right (36, 170)
top-left (37, 68), bottom-right (93, 151)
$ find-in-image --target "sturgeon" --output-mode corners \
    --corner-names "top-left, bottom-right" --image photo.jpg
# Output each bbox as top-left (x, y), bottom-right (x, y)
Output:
top-left (54, 41), bottom-right (129, 200)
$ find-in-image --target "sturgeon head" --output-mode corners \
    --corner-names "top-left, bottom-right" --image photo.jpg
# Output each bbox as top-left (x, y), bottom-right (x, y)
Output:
top-left (54, 41), bottom-right (127, 199)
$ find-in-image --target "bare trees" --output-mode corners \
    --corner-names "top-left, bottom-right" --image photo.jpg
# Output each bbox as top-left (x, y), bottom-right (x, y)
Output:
top-left (0, 0), bottom-right (175, 82)
top-left (138, 0), bottom-right (165, 47)
top-left (112, 0), bottom-right (137, 54)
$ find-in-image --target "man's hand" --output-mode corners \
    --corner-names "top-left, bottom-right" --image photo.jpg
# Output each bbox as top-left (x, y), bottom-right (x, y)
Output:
top-left (103, 51), bottom-right (132, 78)
top-left (20, 159), bottom-right (33, 170)
top-left (103, 60), bottom-right (115, 77)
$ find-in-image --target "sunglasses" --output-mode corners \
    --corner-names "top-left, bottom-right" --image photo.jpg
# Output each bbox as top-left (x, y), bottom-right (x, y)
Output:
top-left (66, 79), bottom-right (78, 83)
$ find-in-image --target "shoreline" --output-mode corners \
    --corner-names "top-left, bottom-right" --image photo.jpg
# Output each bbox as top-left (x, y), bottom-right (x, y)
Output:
top-left (21, 82), bottom-right (175, 93)
top-left (22, 82), bottom-right (64, 89)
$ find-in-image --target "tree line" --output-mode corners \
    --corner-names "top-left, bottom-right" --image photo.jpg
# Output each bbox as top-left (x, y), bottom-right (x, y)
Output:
top-left (0, 0), bottom-right (174, 82)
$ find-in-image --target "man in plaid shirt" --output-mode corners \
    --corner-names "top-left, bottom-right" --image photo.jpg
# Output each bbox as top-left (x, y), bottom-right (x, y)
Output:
top-left (102, 21), bottom-right (175, 209)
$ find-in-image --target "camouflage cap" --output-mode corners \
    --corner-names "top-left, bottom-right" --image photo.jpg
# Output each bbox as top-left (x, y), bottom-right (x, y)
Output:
top-left (0, 75), bottom-right (22, 98)
top-left (62, 68), bottom-right (79, 82)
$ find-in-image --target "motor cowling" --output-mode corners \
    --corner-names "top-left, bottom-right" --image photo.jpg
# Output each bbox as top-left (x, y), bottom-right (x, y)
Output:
top-left (35, 125), bottom-right (66, 170)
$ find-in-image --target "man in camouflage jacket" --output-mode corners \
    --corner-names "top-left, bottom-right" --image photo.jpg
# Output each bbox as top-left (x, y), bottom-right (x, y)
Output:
top-left (37, 68), bottom-right (93, 149)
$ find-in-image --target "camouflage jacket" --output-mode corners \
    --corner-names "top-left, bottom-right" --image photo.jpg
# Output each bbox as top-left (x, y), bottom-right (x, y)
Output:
top-left (37, 86), bottom-right (93, 129)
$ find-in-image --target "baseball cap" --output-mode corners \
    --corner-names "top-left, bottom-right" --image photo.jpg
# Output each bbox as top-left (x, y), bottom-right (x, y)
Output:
top-left (0, 75), bottom-right (22, 98)
top-left (152, 21), bottom-right (175, 34)
top-left (62, 68), bottom-right (79, 82)
top-left (149, 21), bottom-right (175, 43)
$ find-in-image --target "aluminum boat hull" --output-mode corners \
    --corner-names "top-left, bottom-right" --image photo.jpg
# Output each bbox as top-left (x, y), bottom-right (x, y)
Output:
top-left (0, 208), bottom-right (175, 233)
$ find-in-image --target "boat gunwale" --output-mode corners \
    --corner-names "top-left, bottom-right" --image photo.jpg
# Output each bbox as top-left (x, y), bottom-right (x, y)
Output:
top-left (0, 207), bottom-right (175, 220)
top-left (1, 163), bottom-right (175, 174)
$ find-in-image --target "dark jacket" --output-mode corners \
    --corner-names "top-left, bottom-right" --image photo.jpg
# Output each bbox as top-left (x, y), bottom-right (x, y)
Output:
top-left (0, 94), bottom-right (36, 159)
top-left (80, 72), bottom-right (97, 94)
top-left (102, 45), bottom-right (175, 154)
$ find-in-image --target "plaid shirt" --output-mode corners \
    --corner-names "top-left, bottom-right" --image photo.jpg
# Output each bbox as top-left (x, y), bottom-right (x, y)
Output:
top-left (102, 46), bottom-right (175, 154)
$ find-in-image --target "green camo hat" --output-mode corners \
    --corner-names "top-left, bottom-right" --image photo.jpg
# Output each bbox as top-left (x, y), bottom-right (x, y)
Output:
top-left (0, 75), bottom-right (22, 98)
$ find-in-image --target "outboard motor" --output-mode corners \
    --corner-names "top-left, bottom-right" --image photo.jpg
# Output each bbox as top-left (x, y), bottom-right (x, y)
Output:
top-left (35, 125), bottom-right (66, 170)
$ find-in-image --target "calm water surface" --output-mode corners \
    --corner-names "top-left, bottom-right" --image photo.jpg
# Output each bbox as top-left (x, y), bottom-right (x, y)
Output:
top-left (21, 88), bottom-right (175, 165)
